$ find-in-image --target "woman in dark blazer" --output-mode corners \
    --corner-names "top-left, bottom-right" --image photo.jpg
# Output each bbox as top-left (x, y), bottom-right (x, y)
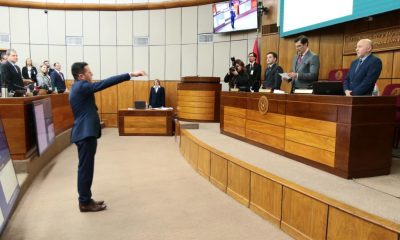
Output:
top-left (21, 58), bottom-right (37, 84)
top-left (149, 79), bottom-right (165, 108)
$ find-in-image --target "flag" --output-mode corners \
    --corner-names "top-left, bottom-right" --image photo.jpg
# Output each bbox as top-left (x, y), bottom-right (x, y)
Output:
top-left (252, 38), bottom-right (259, 64)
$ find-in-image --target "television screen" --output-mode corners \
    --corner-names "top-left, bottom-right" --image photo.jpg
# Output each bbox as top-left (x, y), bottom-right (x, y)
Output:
top-left (32, 98), bottom-right (55, 156)
top-left (213, 0), bottom-right (258, 33)
top-left (0, 120), bottom-right (20, 234)
top-left (280, 0), bottom-right (400, 37)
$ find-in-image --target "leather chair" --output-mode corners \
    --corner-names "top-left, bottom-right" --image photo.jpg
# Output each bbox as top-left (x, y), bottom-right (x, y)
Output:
top-left (382, 84), bottom-right (400, 148)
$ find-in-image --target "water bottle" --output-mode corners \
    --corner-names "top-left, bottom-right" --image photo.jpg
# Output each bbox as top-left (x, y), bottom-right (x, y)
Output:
top-left (372, 84), bottom-right (379, 96)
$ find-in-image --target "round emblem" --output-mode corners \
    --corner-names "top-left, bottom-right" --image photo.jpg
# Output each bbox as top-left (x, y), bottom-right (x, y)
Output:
top-left (390, 88), bottom-right (400, 96)
top-left (335, 70), bottom-right (343, 81)
top-left (258, 96), bottom-right (269, 115)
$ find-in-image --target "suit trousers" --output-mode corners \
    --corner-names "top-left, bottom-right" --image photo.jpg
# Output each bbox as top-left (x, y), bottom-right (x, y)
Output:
top-left (76, 137), bottom-right (97, 204)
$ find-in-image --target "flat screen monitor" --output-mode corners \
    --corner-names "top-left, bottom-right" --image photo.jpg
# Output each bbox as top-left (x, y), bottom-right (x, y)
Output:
top-left (213, 0), bottom-right (258, 33)
top-left (313, 81), bottom-right (345, 96)
top-left (0, 120), bottom-right (20, 234)
top-left (32, 98), bottom-right (55, 156)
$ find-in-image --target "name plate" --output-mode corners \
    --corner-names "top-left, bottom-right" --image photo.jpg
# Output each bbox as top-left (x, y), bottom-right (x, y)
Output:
top-left (230, 88), bottom-right (239, 92)
top-left (344, 26), bottom-right (400, 55)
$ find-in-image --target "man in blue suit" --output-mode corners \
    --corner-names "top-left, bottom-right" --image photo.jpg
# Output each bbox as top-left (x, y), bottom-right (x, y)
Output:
top-left (69, 62), bottom-right (146, 212)
top-left (343, 39), bottom-right (382, 96)
top-left (50, 62), bottom-right (66, 93)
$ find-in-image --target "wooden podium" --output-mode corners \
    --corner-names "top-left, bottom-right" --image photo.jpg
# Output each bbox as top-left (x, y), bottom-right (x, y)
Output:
top-left (220, 92), bottom-right (396, 178)
top-left (177, 76), bottom-right (221, 122)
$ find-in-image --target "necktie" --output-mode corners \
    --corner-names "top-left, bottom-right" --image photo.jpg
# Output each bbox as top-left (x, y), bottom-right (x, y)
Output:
top-left (355, 59), bottom-right (363, 73)
top-left (297, 54), bottom-right (302, 66)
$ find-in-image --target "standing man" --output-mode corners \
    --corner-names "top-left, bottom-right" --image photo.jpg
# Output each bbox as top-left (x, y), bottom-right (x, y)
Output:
top-left (343, 39), bottom-right (382, 96)
top-left (50, 62), bottom-right (67, 93)
top-left (263, 52), bottom-right (284, 90)
top-left (0, 49), bottom-right (25, 91)
top-left (286, 35), bottom-right (320, 90)
top-left (43, 60), bottom-right (55, 75)
top-left (69, 62), bottom-right (146, 212)
top-left (246, 52), bottom-right (262, 92)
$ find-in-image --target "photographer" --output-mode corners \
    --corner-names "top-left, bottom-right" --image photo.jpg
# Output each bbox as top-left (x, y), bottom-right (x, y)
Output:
top-left (224, 58), bottom-right (250, 92)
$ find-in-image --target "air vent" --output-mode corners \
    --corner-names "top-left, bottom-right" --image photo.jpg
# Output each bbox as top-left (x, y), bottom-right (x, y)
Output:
top-left (134, 37), bottom-right (149, 46)
top-left (198, 34), bottom-right (213, 43)
top-left (66, 36), bottom-right (83, 46)
top-left (0, 34), bottom-right (10, 43)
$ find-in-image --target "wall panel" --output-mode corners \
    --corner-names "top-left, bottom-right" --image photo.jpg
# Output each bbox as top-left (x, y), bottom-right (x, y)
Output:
top-left (166, 8), bottom-right (181, 45)
top-left (100, 11), bottom-right (117, 45)
top-left (83, 11), bottom-right (100, 45)
top-left (10, 8), bottom-right (30, 44)
top-left (181, 6), bottom-right (197, 44)
top-left (149, 9), bottom-right (166, 46)
top-left (117, 11), bottom-right (133, 45)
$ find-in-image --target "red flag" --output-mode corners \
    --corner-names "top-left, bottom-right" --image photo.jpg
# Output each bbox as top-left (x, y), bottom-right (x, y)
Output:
top-left (252, 38), bottom-right (259, 64)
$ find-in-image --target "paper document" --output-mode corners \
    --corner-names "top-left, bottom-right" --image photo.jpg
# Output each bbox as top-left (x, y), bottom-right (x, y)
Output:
top-left (279, 73), bottom-right (291, 79)
top-left (152, 107), bottom-right (173, 110)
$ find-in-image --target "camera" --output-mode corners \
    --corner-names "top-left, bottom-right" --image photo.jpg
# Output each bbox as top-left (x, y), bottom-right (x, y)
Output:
top-left (230, 57), bottom-right (236, 67)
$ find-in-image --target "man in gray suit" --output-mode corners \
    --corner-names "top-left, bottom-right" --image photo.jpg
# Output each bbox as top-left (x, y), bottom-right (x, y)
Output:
top-left (287, 35), bottom-right (320, 90)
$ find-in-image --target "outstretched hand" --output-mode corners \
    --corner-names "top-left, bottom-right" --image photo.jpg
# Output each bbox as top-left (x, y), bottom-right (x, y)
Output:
top-left (130, 71), bottom-right (147, 78)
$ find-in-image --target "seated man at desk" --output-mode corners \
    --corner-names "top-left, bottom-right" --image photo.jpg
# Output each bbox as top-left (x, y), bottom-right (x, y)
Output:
top-left (149, 79), bottom-right (165, 108)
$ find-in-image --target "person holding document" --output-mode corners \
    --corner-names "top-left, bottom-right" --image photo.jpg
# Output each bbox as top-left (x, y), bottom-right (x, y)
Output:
top-left (69, 62), bottom-right (146, 212)
top-left (149, 79), bottom-right (165, 108)
top-left (283, 35), bottom-right (320, 90)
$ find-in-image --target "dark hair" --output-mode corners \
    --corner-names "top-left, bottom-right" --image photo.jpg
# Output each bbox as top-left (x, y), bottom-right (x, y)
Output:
top-left (266, 51), bottom-right (278, 59)
top-left (294, 35), bottom-right (309, 45)
top-left (234, 59), bottom-right (246, 72)
top-left (71, 62), bottom-right (88, 80)
top-left (248, 52), bottom-right (257, 59)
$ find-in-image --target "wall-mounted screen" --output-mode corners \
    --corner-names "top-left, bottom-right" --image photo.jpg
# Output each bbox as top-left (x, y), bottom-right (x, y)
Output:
top-left (280, 0), bottom-right (400, 37)
top-left (0, 120), bottom-right (20, 234)
top-left (32, 98), bottom-right (55, 156)
top-left (213, 0), bottom-right (258, 33)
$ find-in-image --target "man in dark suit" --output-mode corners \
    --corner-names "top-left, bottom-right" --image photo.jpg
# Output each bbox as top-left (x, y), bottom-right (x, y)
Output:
top-left (263, 52), bottom-right (283, 90)
top-left (0, 49), bottom-right (24, 92)
top-left (343, 39), bottom-right (382, 96)
top-left (246, 52), bottom-right (262, 92)
top-left (69, 62), bottom-right (146, 212)
top-left (50, 62), bottom-right (66, 93)
top-left (149, 79), bottom-right (165, 108)
top-left (44, 60), bottom-right (54, 75)
top-left (286, 35), bottom-right (320, 90)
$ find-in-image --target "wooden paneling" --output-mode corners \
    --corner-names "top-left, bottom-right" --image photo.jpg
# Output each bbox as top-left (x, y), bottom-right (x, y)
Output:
top-left (319, 27), bottom-right (344, 80)
top-left (375, 51), bottom-right (394, 78)
top-left (95, 91), bottom-right (102, 114)
top-left (178, 101), bottom-right (214, 108)
top-left (393, 50), bottom-right (400, 78)
top-left (178, 112), bottom-right (214, 121)
top-left (117, 81), bottom-right (134, 109)
top-left (278, 36), bottom-right (297, 73)
top-left (101, 85), bottom-right (118, 113)
top-left (178, 95), bottom-right (215, 103)
top-left (124, 116), bottom-right (166, 127)
top-left (261, 34), bottom-right (280, 80)
top-left (224, 106), bottom-right (246, 118)
top-left (101, 113), bottom-right (117, 127)
top-left (50, 94), bottom-right (74, 135)
top-left (250, 173), bottom-right (282, 225)
top-left (246, 110), bottom-right (285, 126)
top-left (133, 81), bottom-right (149, 102)
top-left (178, 106), bottom-right (214, 114)
top-left (285, 140), bottom-right (335, 167)
top-left (178, 90), bottom-right (215, 97)
top-left (327, 207), bottom-right (398, 240)
top-left (246, 129), bottom-right (285, 150)
top-left (223, 114), bottom-right (246, 137)
top-left (198, 146), bottom-right (211, 180)
top-left (165, 81), bottom-right (178, 110)
top-left (342, 55), bottom-right (356, 69)
top-left (286, 116), bottom-right (337, 137)
top-left (246, 120), bottom-right (285, 139)
top-left (189, 140), bottom-right (199, 170)
top-left (285, 128), bottom-right (336, 152)
top-left (281, 187), bottom-right (328, 240)
top-left (119, 109), bottom-right (173, 136)
top-left (227, 162), bottom-right (250, 207)
top-left (376, 79), bottom-right (392, 95)
top-left (210, 153), bottom-right (228, 192)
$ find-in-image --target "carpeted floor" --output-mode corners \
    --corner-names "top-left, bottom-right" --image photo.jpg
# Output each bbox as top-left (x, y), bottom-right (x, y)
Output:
top-left (1, 128), bottom-right (291, 240)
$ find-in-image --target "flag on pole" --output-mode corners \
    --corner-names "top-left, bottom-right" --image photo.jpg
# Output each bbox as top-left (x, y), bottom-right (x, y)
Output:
top-left (252, 38), bottom-right (259, 64)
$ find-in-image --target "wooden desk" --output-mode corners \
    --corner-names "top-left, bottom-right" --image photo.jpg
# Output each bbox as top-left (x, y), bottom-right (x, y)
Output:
top-left (221, 92), bottom-right (396, 178)
top-left (177, 76), bottom-right (221, 122)
top-left (0, 93), bottom-right (73, 160)
top-left (118, 109), bottom-right (173, 136)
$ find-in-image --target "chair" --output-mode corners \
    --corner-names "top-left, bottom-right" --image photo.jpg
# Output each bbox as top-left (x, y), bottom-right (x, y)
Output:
top-left (328, 68), bottom-right (349, 82)
top-left (382, 84), bottom-right (400, 148)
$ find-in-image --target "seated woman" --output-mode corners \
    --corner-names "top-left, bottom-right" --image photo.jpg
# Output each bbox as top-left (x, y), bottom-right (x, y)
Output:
top-left (224, 59), bottom-right (250, 92)
top-left (22, 58), bottom-right (37, 85)
top-left (148, 79), bottom-right (165, 108)
top-left (36, 64), bottom-right (53, 92)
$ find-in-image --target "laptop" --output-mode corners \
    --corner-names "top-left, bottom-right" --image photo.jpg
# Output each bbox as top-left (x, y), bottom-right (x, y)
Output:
top-left (313, 81), bottom-right (344, 96)
top-left (134, 101), bottom-right (146, 109)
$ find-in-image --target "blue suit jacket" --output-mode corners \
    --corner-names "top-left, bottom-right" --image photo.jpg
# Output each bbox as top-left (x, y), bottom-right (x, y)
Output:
top-left (69, 73), bottom-right (130, 143)
top-left (343, 54), bottom-right (382, 96)
top-left (50, 70), bottom-right (66, 92)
